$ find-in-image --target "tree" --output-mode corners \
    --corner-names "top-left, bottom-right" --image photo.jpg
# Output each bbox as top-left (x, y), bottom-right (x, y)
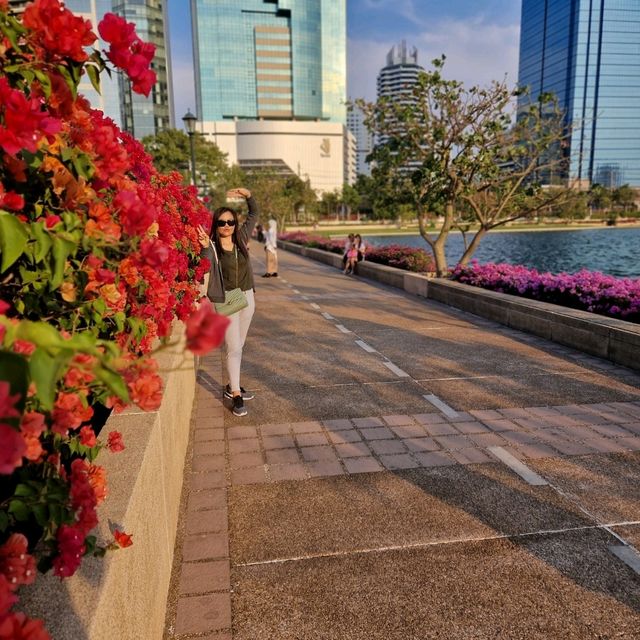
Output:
top-left (319, 189), bottom-right (340, 219)
top-left (341, 183), bottom-right (361, 218)
top-left (613, 184), bottom-right (637, 213)
top-left (356, 57), bottom-right (574, 276)
top-left (588, 184), bottom-right (612, 215)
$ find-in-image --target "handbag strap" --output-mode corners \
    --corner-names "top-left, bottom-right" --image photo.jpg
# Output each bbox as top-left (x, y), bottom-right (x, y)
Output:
top-left (235, 245), bottom-right (239, 289)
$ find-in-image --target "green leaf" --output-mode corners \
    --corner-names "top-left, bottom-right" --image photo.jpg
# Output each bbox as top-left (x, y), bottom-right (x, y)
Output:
top-left (86, 64), bottom-right (101, 94)
top-left (28, 347), bottom-right (73, 410)
top-left (0, 211), bottom-right (28, 272)
top-left (8, 500), bottom-right (29, 522)
top-left (50, 236), bottom-right (76, 289)
top-left (56, 64), bottom-right (77, 99)
top-left (31, 222), bottom-right (53, 263)
top-left (16, 321), bottom-right (64, 350)
top-left (33, 68), bottom-right (52, 99)
top-left (94, 365), bottom-right (129, 402)
top-left (0, 510), bottom-right (8, 532)
top-left (0, 351), bottom-right (29, 420)
top-left (32, 504), bottom-right (48, 527)
top-left (14, 483), bottom-right (37, 498)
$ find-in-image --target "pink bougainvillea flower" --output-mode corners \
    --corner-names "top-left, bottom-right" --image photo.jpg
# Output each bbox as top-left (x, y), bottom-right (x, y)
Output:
top-left (78, 426), bottom-right (97, 448)
top-left (51, 392), bottom-right (93, 436)
top-left (185, 299), bottom-right (229, 356)
top-left (52, 524), bottom-right (85, 578)
top-left (113, 530), bottom-right (133, 548)
top-left (0, 611), bottom-right (50, 640)
top-left (106, 430), bottom-right (125, 453)
top-left (0, 574), bottom-right (17, 616)
top-left (0, 382), bottom-right (20, 419)
top-left (0, 534), bottom-right (36, 587)
top-left (0, 423), bottom-right (26, 475)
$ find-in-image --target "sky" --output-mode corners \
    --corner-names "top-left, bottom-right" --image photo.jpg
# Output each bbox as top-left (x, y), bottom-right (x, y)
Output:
top-left (167, 0), bottom-right (522, 127)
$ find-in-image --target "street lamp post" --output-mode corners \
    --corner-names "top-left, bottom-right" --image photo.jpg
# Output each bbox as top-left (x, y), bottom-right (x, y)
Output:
top-left (182, 109), bottom-right (197, 186)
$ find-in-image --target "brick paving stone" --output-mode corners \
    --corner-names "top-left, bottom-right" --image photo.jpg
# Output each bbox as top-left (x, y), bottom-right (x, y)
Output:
top-left (546, 415), bottom-right (586, 428)
top-left (433, 435), bottom-right (472, 450)
top-left (179, 560), bottom-right (230, 595)
top-left (583, 437), bottom-right (630, 454)
top-left (195, 429), bottom-right (223, 443)
top-left (343, 457), bottom-right (384, 474)
top-left (322, 419), bottom-right (353, 431)
top-left (590, 423), bottom-right (635, 438)
top-left (262, 435), bottom-right (296, 450)
top-left (369, 439), bottom-right (407, 455)
top-left (422, 422), bottom-right (459, 437)
top-left (414, 451), bottom-right (456, 467)
top-left (551, 440), bottom-right (597, 456)
top-left (260, 423), bottom-right (292, 436)
top-left (334, 442), bottom-right (371, 458)
top-left (469, 409), bottom-right (503, 420)
top-left (391, 425), bottom-right (428, 439)
top-left (452, 421), bottom-right (490, 435)
top-left (191, 472), bottom-right (225, 491)
top-left (306, 460), bottom-right (345, 477)
top-left (196, 633), bottom-right (232, 640)
top-left (290, 421), bottom-right (324, 433)
top-left (268, 463), bottom-right (308, 481)
top-left (403, 437), bottom-right (440, 453)
top-left (622, 422), bottom-right (640, 436)
top-left (266, 448), bottom-right (301, 464)
top-left (480, 418), bottom-right (521, 432)
top-left (618, 436), bottom-right (640, 451)
top-left (512, 417), bottom-right (553, 430)
top-left (195, 441), bottom-right (225, 456)
top-left (451, 448), bottom-right (493, 465)
top-left (185, 510), bottom-right (227, 536)
top-left (195, 408), bottom-right (224, 421)
top-left (446, 412), bottom-right (475, 422)
top-left (413, 413), bottom-right (447, 425)
top-left (379, 453), bottom-right (420, 470)
top-left (382, 414), bottom-right (415, 426)
top-left (498, 408), bottom-right (533, 419)
top-left (468, 432), bottom-right (507, 448)
top-left (352, 417), bottom-right (385, 428)
top-left (229, 451), bottom-right (264, 469)
top-left (501, 431), bottom-right (541, 445)
top-left (192, 456), bottom-right (225, 473)
top-left (361, 427), bottom-right (395, 440)
top-left (231, 466), bottom-right (268, 485)
top-left (300, 446), bottom-right (338, 462)
top-left (296, 432), bottom-right (329, 447)
top-left (182, 533), bottom-right (229, 562)
top-left (510, 442), bottom-right (558, 459)
top-left (613, 405), bottom-right (640, 420)
top-left (227, 426), bottom-right (258, 440)
top-left (175, 593), bottom-right (231, 635)
top-left (328, 430), bottom-right (363, 444)
top-left (228, 438), bottom-right (260, 454)
top-left (188, 488), bottom-right (226, 513)
top-left (524, 407), bottom-right (563, 418)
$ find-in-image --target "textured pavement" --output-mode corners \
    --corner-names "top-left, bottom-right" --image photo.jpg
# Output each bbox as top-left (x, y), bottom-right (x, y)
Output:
top-left (164, 245), bottom-right (640, 639)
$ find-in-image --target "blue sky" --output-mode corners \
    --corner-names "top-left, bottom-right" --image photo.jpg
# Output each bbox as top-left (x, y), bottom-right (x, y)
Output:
top-left (168, 0), bottom-right (522, 125)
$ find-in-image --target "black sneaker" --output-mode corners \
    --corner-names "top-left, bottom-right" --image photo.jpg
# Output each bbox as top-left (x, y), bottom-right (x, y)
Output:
top-left (224, 384), bottom-right (254, 401)
top-left (261, 273), bottom-right (272, 278)
top-left (232, 395), bottom-right (247, 417)
top-left (271, 272), bottom-right (278, 277)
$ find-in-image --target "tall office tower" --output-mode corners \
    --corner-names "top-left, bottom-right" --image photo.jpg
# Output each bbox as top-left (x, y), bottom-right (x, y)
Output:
top-left (377, 41), bottom-right (424, 102)
top-left (113, 0), bottom-right (174, 138)
top-left (347, 105), bottom-right (373, 177)
top-left (191, 0), bottom-right (350, 194)
top-left (518, 0), bottom-right (640, 188)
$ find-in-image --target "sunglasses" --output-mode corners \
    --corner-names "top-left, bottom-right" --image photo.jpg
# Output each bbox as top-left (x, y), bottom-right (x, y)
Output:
top-left (216, 219), bottom-right (236, 228)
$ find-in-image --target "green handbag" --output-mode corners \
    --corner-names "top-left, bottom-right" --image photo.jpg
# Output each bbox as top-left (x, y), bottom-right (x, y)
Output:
top-left (212, 243), bottom-right (248, 316)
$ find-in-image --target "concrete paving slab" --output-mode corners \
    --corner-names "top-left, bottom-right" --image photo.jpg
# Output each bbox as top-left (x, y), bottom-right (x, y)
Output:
top-left (231, 529), bottom-right (640, 640)
top-left (529, 452), bottom-right (640, 523)
top-left (611, 524), bottom-right (640, 550)
top-left (228, 466), bottom-right (592, 565)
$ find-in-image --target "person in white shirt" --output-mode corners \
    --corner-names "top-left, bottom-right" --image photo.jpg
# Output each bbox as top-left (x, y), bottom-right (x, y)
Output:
top-left (263, 217), bottom-right (278, 277)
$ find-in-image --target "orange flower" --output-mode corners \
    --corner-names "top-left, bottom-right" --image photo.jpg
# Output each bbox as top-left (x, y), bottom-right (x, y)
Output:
top-left (87, 463), bottom-right (107, 505)
top-left (113, 530), bottom-right (133, 549)
top-left (60, 281), bottom-right (77, 302)
top-left (99, 284), bottom-right (122, 307)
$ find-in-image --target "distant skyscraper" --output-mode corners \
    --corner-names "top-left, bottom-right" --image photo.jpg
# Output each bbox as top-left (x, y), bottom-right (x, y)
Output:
top-left (191, 0), bottom-right (351, 193)
top-left (347, 105), bottom-right (373, 177)
top-left (113, 0), bottom-right (174, 138)
top-left (518, 0), bottom-right (640, 187)
top-left (377, 41), bottom-right (424, 103)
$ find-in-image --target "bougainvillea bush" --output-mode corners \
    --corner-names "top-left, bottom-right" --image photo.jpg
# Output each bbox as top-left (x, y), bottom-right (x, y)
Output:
top-left (452, 262), bottom-right (640, 323)
top-left (0, 1), bottom-right (228, 636)
top-left (280, 232), bottom-right (436, 273)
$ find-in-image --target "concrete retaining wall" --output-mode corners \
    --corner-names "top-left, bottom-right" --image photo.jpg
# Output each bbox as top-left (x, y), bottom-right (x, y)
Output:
top-left (21, 331), bottom-right (196, 640)
top-left (279, 240), bottom-right (640, 371)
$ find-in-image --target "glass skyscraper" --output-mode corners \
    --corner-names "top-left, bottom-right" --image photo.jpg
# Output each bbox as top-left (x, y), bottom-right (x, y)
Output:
top-left (191, 0), bottom-right (346, 124)
top-left (518, 0), bottom-right (640, 187)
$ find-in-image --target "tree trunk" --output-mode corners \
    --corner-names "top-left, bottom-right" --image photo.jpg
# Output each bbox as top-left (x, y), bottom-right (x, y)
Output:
top-left (458, 227), bottom-right (488, 266)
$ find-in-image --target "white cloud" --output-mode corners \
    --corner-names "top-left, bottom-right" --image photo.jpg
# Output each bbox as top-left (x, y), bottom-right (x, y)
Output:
top-left (348, 17), bottom-right (520, 102)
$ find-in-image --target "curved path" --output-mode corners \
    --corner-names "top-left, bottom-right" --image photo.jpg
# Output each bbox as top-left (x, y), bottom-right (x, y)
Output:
top-left (165, 244), bottom-right (640, 639)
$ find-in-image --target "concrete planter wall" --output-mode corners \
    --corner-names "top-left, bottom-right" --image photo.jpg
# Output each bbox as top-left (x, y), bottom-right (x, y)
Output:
top-left (21, 332), bottom-right (196, 640)
top-left (279, 240), bottom-right (640, 371)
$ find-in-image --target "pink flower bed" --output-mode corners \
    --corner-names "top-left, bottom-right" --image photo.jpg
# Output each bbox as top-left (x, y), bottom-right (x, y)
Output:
top-left (280, 232), bottom-right (435, 273)
top-left (452, 262), bottom-right (640, 323)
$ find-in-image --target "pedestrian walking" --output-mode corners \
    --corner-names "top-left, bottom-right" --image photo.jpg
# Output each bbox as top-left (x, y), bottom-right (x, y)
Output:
top-left (197, 187), bottom-right (258, 417)
top-left (262, 217), bottom-right (278, 277)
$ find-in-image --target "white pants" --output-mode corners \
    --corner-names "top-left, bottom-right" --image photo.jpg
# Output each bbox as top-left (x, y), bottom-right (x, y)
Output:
top-left (224, 289), bottom-right (255, 392)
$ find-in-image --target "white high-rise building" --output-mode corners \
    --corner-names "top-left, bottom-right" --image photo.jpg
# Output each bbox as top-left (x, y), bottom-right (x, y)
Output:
top-left (347, 105), bottom-right (373, 178)
top-left (377, 41), bottom-right (424, 102)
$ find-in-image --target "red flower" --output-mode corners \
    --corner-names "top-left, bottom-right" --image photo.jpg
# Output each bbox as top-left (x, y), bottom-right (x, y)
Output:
top-left (20, 411), bottom-right (45, 462)
top-left (113, 530), bottom-right (133, 548)
top-left (12, 340), bottom-right (35, 356)
top-left (52, 524), bottom-right (85, 578)
top-left (106, 430), bottom-right (125, 453)
top-left (140, 238), bottom-right (169, 268)
top-left (43, 215), bottom-right (62, 229)
top-left (0, 382), bottom-right (20, 419)
top-left (78, 426), bottom-right (97, 448)
top-left (51, 392), bottom-right (93, 436)
top-left (128, 372), bottom-right (163, 412)
top-left (0, 612), bottom-right (50, 640)
top-left (185, 299), bottom-right (229, 356)
top-left (0, 424), bottom-right (26, 475)
top-left (0, 534), bottom-right (36, 588)
top-left (0, 184), bottom-right (24, 211)
top-left (0, 574), bottom-right (17, 617)
top-left (114, 190), bottom-right (157, 236)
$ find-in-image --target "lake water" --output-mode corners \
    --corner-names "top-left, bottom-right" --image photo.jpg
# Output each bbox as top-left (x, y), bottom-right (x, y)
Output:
top-left (365, 227), bottom-right (640, 278)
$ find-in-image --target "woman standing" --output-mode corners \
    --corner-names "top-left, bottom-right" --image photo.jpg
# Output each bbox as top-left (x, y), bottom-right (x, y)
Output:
top-left (262, 217), bottom-right (278, 277)
top-left (197, 188), bottom-right (258, 417)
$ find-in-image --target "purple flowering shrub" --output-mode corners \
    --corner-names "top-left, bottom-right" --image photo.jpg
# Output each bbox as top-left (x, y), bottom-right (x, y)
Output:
top-left (452, 262), bottom-right (640, 323)
top-left (280, 233), bottom-right (435, 273)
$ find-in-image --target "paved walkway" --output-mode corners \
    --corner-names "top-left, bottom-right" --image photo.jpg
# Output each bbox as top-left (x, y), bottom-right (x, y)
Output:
top-left (164, 245), bottom-right (640, 639)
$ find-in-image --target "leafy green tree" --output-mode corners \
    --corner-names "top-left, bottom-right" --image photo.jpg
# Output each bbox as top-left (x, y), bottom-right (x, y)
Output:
top-left (355, 57), bottom-right (574, 276)
top-left (341, 183), bottom-right (361, 217)
top-left (588, 184), bottom-right (612, 214)
top-left (613, 184), bottom-right (637, 213)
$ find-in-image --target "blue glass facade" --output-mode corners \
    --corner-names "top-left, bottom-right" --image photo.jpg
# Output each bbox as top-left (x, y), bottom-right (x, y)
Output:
top-left (191, 0), bottom-right (346, 123)
top-left (518, 0), bottom-right (640, 187)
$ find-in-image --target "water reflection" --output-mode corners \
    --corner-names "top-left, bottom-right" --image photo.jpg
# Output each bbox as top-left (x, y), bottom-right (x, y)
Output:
top-left (366, 227), bottom-right (640, 278)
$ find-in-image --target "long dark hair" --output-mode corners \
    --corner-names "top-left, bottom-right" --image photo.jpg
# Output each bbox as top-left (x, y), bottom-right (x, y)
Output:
top-left (210, 206), bottom-right (249, 259)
